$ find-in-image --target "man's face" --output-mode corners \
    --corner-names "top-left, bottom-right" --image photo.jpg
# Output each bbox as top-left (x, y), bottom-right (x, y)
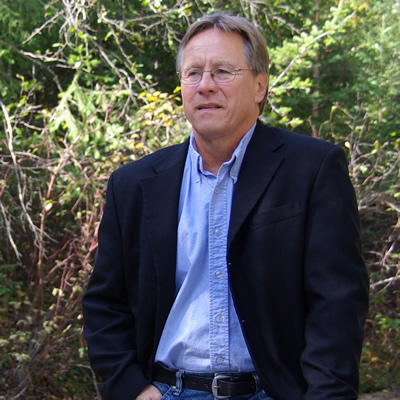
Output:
top-left (180, 28), bottom-right (268, 147)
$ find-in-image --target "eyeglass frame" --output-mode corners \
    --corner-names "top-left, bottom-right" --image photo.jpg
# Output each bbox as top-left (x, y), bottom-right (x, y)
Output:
top-left (176, 65), bottom-right (254, 85)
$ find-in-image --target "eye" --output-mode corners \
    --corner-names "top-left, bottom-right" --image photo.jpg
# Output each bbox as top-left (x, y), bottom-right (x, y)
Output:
top-left (212, 66), bottom-right (235, 81)
top-left (214, 67), bottom-right (232, 76)
top-left (185, 69), bottom-right (202, 78)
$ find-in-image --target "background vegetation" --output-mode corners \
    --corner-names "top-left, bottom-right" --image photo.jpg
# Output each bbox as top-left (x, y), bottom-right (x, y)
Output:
top-left (0, 0), bottom-right (399, 398)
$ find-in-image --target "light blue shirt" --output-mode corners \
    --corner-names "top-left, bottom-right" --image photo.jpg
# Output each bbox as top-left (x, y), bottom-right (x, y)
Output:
top-left (155, 125), bottom-right (256, 373)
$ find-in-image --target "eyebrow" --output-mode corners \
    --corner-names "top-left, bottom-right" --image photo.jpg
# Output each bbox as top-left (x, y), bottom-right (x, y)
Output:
top-left (183, 61), bottom-right (234, 70)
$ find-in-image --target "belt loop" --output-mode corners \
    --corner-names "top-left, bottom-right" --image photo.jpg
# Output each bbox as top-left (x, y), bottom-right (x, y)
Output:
top-left (252, 373), bottom-right (261, 393)
top-left (173, 369), bottom-right (184, 396)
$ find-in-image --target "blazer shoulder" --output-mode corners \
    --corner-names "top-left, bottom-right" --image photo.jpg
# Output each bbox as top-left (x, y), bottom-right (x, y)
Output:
top-left (111, 140), bottom-right (189, 182)
top-left (261, 123), bottom-right (336, 152)
top-left (254, 122), bottom-right (343, 163)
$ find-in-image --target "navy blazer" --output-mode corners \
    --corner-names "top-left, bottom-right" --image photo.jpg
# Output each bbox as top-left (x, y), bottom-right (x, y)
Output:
top-left (82, 121), bottom-right (369, 400)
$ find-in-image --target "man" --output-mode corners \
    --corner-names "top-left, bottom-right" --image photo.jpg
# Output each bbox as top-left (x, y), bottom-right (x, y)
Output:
top-left (82, 13), bottom-right (369, 400)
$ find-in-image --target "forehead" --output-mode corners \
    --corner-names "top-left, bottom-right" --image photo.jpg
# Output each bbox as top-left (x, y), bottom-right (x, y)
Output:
top-left (182, 28), bottom-right (246, 67)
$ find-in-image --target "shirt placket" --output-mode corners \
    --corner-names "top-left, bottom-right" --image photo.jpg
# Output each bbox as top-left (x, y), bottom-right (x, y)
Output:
top-left (209, 169), bottom-right (230, 371)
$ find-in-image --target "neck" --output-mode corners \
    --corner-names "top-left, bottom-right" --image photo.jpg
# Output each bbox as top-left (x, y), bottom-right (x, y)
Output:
top-left (194, 134), bottom-right (242, 175)
top-left (192, 121), bottom-right (257, 174)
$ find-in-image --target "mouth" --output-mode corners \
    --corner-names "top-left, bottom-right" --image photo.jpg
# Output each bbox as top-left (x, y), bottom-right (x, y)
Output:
top-left (197, 104), bottom-right (222, 110)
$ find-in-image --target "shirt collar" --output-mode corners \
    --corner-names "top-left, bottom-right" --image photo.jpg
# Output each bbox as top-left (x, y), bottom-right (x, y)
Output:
top-left (188, 123), bottom-right (256, 183)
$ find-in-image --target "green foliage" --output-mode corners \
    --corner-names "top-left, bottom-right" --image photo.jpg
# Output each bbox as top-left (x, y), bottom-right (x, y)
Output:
top-left (0, 2), bottom-right (187, 396)
top-left (361, 290), bottom-right (400, 393)
top-left (0, 0), bottom-right (399, 397)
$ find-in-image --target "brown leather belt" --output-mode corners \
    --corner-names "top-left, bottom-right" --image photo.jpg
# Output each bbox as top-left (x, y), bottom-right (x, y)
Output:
top-left (154, 366), bottom-right (258, 399)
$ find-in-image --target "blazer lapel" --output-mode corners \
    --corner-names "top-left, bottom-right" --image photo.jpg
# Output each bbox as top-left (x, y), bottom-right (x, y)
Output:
top-left (140, 142), bottom-right (189, 301)
top-left (228, 122), bottom-right (284, 246)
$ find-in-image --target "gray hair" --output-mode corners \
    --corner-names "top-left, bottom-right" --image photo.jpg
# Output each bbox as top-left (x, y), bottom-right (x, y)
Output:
top-left (176, 13), bottom-right (269, 113)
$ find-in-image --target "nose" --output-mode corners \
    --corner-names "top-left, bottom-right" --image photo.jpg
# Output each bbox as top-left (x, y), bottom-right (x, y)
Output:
top-left (197, 71), bottom-right (217, 92)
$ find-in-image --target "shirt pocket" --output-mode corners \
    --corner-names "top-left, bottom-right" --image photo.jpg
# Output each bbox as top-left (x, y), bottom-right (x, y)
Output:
top-left (250, 201), bottom-right (304, 230)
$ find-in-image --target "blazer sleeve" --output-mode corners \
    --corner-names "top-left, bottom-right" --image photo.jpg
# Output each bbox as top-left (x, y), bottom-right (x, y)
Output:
top-left (301, 145), bottom-right (369, 398)
top-left (82, 173), bottom-right (149, 400)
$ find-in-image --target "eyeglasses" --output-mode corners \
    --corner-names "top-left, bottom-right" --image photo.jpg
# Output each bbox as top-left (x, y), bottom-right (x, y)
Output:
top-left (177, 65), bottom-right (253, 85)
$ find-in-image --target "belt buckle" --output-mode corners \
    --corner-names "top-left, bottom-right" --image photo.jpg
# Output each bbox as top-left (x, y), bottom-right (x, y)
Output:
top-left (212, 375), bottom-right (231, 399)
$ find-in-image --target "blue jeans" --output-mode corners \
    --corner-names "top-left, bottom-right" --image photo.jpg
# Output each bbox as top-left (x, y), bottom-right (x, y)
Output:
top-left (152, 380), bottom-right (274, 400)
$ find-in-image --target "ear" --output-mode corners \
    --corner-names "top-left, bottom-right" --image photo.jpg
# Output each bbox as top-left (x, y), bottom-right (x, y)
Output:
top-left (254, 73), bottom-right (269, 104)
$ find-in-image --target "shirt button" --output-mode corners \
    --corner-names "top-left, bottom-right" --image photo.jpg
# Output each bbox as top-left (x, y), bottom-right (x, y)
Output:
top-left (215, 187), bottom-right (220, 195)
top-left (215, 271), bottom-right (222, 279)
top-left (216, 315), bottom-right (223, 323)
top-left (216, 357), bottom-right (224, 364)
top-left (215, 228), bottom-right (221, 236)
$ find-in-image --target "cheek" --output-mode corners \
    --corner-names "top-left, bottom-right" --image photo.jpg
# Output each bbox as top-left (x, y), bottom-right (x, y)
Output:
top-left (181, 86), bottom-right (194, 101)
top-left (226, 85), bottom-right (248, 104)
top-left (181, 92), bottom-right (196, 123)
top-left (182, 92), bottom-right (196, 113)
